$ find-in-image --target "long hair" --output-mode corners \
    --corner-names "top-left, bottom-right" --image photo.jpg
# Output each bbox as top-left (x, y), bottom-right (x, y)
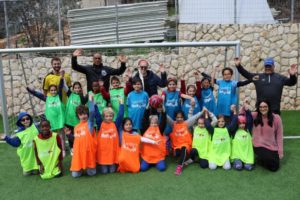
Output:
top-left (253, 100), bottom-right (273, 127)
top-left (122, 117), bottom-right (133, 132)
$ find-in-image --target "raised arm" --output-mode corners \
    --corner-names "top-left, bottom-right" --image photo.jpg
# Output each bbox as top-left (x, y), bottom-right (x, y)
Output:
top-left (115, 100), bottom-right (125, 130)
top-left (234, 57), bottom-right (255, 80)
top-left (186, 110), bottom-right (204, 127)
top-left (155, 64), bottom-right (168, 87)
top-left (284, 64), bottom-right (298, 86)
top-left (27, 87), bottom-right (46, 101)
top-left (109, 55), bottom-right (127, 76)
top-left (88, 94), bottom-right (96, 134)
top-left (72, 49), bottom-right (88, 73)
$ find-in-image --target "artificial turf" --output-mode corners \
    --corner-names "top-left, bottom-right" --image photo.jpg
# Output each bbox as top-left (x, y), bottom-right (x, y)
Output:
top-left (0, 139), bottom-right (300, 200)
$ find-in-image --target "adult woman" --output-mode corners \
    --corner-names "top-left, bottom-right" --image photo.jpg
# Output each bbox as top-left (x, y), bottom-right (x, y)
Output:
top-left (252, 100), bottom-right (283, 172)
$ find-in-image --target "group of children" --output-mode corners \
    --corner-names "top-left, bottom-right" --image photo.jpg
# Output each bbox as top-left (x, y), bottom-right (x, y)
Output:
top-left (2, 61), bottom-right (257, 179)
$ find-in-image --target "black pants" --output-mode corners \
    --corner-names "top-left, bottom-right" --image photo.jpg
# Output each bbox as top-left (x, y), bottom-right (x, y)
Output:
top-left (190, 148), bottom-right (209, 168)
top-left (254, 147), bottom-right (280, 172)
top-left (174, 147), bottom-right (187, 165)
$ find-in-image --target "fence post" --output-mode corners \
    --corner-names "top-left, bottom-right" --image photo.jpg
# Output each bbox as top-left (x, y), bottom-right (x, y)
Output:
top-left (0, 55), bottom-right (10, 135)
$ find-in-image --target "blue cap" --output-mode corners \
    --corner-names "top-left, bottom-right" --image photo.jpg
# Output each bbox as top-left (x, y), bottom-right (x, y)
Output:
top-left (264, 58), bottom-right (274, 67)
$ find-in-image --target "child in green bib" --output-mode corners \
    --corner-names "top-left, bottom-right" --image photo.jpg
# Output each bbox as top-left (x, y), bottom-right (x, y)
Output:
top-left (231, 102), bottom-right (254, 170)
top-left (100, 75), bottom-right (133, 121)
top-left (184, 108), bottom-right (217, 168)
top-left (33, 119), bottom-right (63, 179)
top-left (27, 71), bottom-right (66, 156)
top-left (206, 105), bottom-right (238, 170)
top-left (63, 81), bottom-right (88, 155)
top-left (0, 112), bottom-right (39, 176)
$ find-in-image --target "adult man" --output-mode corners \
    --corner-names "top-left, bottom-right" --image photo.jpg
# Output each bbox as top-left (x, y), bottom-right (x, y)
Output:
top-left (43, 57), bottom-right (72, 104)
top-left (72, 49), bottom-right (127, 92)
top-left (235, 57), bottom-right (297, 114)
top-left (133, 59), bottom-right (167, 97)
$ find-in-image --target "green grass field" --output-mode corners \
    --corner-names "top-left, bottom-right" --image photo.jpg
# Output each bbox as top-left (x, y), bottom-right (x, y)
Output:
top-left (0, 111), bottom-right (299, 200)
top-left (0, 140), bottom-right (300, 200)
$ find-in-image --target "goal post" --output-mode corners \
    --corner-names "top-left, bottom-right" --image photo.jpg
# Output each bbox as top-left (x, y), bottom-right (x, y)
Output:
top-left (0, 41), bottom-right (241, 135)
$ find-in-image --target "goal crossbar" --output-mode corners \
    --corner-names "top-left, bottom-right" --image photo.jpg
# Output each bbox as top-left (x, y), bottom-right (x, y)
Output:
top-left (0, 41), bottom-right (241, 134)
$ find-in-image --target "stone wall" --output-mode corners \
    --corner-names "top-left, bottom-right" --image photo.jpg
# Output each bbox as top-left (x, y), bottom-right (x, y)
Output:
top-left (178, 24), bottom-right (300, 110)
top-left (1, 24), bottom-right (300, 117)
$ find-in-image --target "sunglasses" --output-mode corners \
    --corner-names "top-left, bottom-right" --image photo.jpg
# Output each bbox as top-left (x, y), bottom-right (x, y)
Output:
top-left (140, 66), bottom-right (148, 69)
top-left (21, 117), bottom-right (30, 122)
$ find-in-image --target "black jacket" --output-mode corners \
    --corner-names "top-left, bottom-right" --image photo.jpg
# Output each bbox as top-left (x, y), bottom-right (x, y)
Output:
top-left (133, 70), bottom-right (167, 97)
top-left (236, 64), bottom-right (297, 114)
top-left (72, 56), bottom-right (126, 91)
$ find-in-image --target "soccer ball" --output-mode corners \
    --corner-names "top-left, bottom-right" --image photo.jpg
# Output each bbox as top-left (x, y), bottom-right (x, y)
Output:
top-left (149, 95), bottom-right (163, 109)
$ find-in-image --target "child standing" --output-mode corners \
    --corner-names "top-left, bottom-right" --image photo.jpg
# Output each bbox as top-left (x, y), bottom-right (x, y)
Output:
top-left (162, 77), bottom-right (195, 135)
top-left (70, 95), bottom-right (97, 177)
top-left (64, 81), bottom-right (87, 154)
top-left (230, 102), bottom-right (254, 170)
top-left (96, 99), bottom-right (124, 174)
top-left (89, 80), bottom-right (109, 115)
top-left (180, 72), bottom-right (202, 119)
top-left (127, 77), bottom-right (149, 132)
top-left (118, 118), bottom-right (158, 173)
top-left (33, 119), bottom-right (63, 179)
top-left (100, 74), bottom-right (133, 120)
top-left (206, 106), bottom-right (237, 170)
top-left (0, 112), bottom-right (39, 176)
top-left (212, 65), bottom-right (251, 122)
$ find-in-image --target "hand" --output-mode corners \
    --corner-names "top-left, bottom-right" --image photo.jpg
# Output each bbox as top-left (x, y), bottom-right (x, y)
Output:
top-left (89, 93), bottom-right (94, 102)
top-left (0, 133), bottom-right (6, 140)
top-left (98, 80), bottom-right (104, 87)
top-left (289, 64), bottom-right (297, 75)
top-left (202, 107), bottom-right (208, 113)
top-left (64, 127), bottom-right (72, 135)
top-left (26, 86), bottom-right (34, 92)
top-left (39, 165), bottom-right (45, 174)
top-left (73, 49), bottom-right (83, 57)
top-left (230, 105), bottom-right (237, 114)
top-left (215, 64), bottom-right (221, 72)
top-left (193, 71), bottom-right (201, 80)
top-left (159, 64), bottom-right (165, 73)
top-left (243, 100), bottom-right (250, 111)
top-left (60, 70), bottom-right (65, 78)
top-left (118, 54), bottom-right (127, 63)
top-left (190, 98), bottom-right (196, 106)
top-left (252, 75), bottom-right (259, 81)
top-left (234, 57), bottom-right (241, 66)
top-left (124, 68), bottom-right (132, 82)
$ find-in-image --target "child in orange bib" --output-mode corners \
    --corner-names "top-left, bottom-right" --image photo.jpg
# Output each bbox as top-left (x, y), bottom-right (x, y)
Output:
top-left (70, 94), bottom-right (97, 177)
top-left (167, 108), bottom-right (204, 175)
top-left (140, 106), bottom-right (167, 171)
top-left (96, 99), bottom-right (124, 174)
top-left (118, 118), bottom-right (158, 173)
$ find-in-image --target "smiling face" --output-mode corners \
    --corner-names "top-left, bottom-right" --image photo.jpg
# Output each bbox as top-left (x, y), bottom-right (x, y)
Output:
top-left (51, 60), bottom-right (61, 74)
top-left (264, 66), bottom-right (275, 74)
top-left (92, 81), bottom-right (100, 93)
top-left (167, 80), bottom-right (177, 92)
top-left (259, 101), bottom-right (269, 116)
top-left (139, 60), bottom-right (149, 77)
top-left (103, 110), bottom-right (114, 123)
top-left (202, 79), bottom-right (210, 89)
top-left (49, 85), bottom-right (58, 96)
top-left (20, 115), bottom-right (31, 128)
top-left (123, 120), bottom-right (133, 132)
top-left (222, 69), bottom-right (233, 81)
top-left (93, 53), bottom-right (102, 66)
top-left (175, 112), bottom-right (184, 123)
top-left (111, 79), bottom-right (120, 89)
top-left (197, 118), bottom-right (205, 128)
top-left (73, 83), bottom-right (82, 94)
top-left (217, 116), bottom-right (226, 128)
top-left (40, 121), bottom-right (51, 137)
top-left (149, 115), bottom-right (159, 126)
top-left (133, 81), bottom-right (142, 92)
top-left (187, 86), bottom-right (196, 97)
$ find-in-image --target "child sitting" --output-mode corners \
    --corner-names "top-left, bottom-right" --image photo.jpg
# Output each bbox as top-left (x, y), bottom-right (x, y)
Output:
top-left (33, 119), bottom-right (63, 179)
top-left (231, 101), bottom-right (254, 170)
top-left (0, 112), bottom-right (39, 176)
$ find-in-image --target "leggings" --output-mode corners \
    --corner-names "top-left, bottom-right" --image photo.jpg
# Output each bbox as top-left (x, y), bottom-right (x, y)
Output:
top-left (190, 148), bottom-right (209, 168)
top-left (254, 147), bottom-right (280, 172)
top-left (174, 147), bottom-right (187, 166)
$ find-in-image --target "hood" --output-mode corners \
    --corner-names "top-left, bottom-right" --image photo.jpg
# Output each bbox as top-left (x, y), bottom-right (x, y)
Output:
top-left (16, 112), bottom-right (33, 131)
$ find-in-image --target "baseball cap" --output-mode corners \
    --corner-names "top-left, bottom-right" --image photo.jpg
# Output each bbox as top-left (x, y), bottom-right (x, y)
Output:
top-left (264, 58), bottom-right (274, 67)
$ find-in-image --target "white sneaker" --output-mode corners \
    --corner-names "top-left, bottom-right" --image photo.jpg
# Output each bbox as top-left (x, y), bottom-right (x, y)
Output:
top-left (183, 158), bottom-right (194, 166)
top-left (70, 148), bottom-right (73, 156)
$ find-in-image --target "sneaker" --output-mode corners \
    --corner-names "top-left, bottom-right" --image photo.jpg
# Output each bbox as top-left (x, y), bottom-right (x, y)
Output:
top-left (70, 148), bottom-right (73, 156)
top-left (174, 165), bottom-right (183, 176)
top-left (183, 158), bottom-right (194, 166)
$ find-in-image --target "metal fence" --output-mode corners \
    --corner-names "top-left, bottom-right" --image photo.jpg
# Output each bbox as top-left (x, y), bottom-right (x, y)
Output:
top-left (67, 1), bottom-right (168, 45)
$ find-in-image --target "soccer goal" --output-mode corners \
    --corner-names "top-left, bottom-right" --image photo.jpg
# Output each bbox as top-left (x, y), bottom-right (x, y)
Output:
top-left (0, 41), bottom-right (241, 135)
